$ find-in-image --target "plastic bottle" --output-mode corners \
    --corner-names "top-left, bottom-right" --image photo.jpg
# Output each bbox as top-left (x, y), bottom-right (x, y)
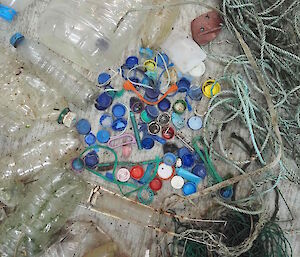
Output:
top-left (140, 0), bottom-right (180, 48)
top-left (10, 33), bottom-right (98, 107)
top-left (37, 0), bottom-right (152, 71)
top-left (0, 129), bottom-right (83, 181)
top-left (0, 0), bottom-right (34, 22)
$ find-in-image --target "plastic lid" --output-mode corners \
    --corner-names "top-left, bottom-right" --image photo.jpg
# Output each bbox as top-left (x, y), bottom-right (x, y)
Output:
top-left (97, 130), bottom-right (110, 143)
top-left (10, 33), bottom-right (24, 48)
top-left (112, 103), bottom-right (126, 118)
top-left (187, 85), bottom-right (203, 101)
top-left (173, 100), bottom-right (187, 114)
top-left (112, 118), bottom-right (127, 131)
top-left (141, 137), bottom-right (154, 149)
top-left (189, 62), bottom-right (206, 77)
top-left (202, 79), bottom-right (221, 98)
top-left (96, 92), bottom-right (113, 109)
top-left (71, 158), bottom-right (85, 173)
top-left (149, 178), bottom-right (163, 191)
top-left (145, 106), bottom-right (159, 119)
top-left (144, 59), bottom-right (157, 71)
top-left (162, 126), bottom-right (175, 140)
top-left (178, 147), bottom-right (192, 159)
top-left (141, 77), bottom-right (150, 86)
top-left (116, 168), bottom-right (130, 182)
top-left (76, 119), bottom-right (91, 135)
top-left (155, 53), bottom-right (169, 68)
top-left (125, 56), bottom-right (139, 69)
top-left (177, 77), bottom-right (191, 92)
top-left (182, 182), bottom-right (197, 196)
top-left (139, 47), bottom-right (154, 59)
top-left (171, 176), bottom-right (185, 189)
top-left (84, 152), bottom-right (99, 168)
top-left (98, 73), bottom-right (111, 85)
top-left (141, 110), bottom-right (153, 123)
top-left (188, 116), bottom-right (203, 130)
top-left (158, 113), bottom-right (171, 126)
top-left (0, 5), bottom-right (17, 22)
top-left (158, 98), bottom-right (171, 112)
top-left (145, 88), bottom-right (160, 99)
top-left (130, 97), bottom-right (144, 113)
top-left (157, 163), bottom-right (174, 180)
top-left (163, 153), bottom-right (177, 166)
top-left (182, 154), bottom-right (195, 167)
top-left (99, 113), bottom-right (113, 128)
top-left (171, 113), bottom-right (185, 129)
top-left (85, 133), bottom-right (96, 145)
top-left (192, 163), bottom-right (207, 179)
top-left (148, 122), bottom-right (161, 135)
top-left (220, 187), bottom-right (233, 199)
top-left (130, 166), bottom-right (144, 180)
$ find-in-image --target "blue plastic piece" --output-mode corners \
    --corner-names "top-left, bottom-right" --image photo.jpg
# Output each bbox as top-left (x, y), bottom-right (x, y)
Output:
top-left (85, 133), bottom-right (96, 145)
top-left (97, 130), bottom-right (110, 143)
top-left (139, 163), bottom-right (155, 184)
top-left (143, 94), bottom-right (158, 103)
top-left (141, 77), bottom-right (150, 86)
top-left (171, 113), bottom-right (185, 129)
top-left (145, 88), bottom-right (160, 99)
top-left (112, 103), bottom-right (126, 118)
top-left (155, 53), bottom-right (169, 68)
top-left (182, 182), bottom-right (197, 196)
top-left (125, 56), bottom-right (139, 69)
top-left (182, 154), bottom-right (195, 168)
top-left (10, 33), bottom-right (24, 48)
top-left (177, 77), bottom-right (191, 93)
top-left (178, 147), bottom-right (192, 159)
top-left (163, 153), bottom-right (177, 166)
top-left (71, 158), bottom-right (85, 172)
top-left (112, 118), bottom-right (127, 131)
top-left (0, 5), bottom-right (17, 22)
top-left (188, 116), bottom-right (203, 130)
top-left (99, 114), bottom-right (113, 128)
top-left (188, 85), bottom-right (203, 101)
top-left (158, 98), bottom-right (171, 112)
top-left (220, 187), bottom-right (233, 199)
top-left (151, 135), bottom-right (166, 145)
top-left (145, 106), bottom-right (159, 119)
top-left (105, 172), bottom-right (114, 182)
top-left (176, 167), bottom-right (202, 184)
top-left (192, 163), bottom-right (207, 179)
top-left (98, 73), bottom-right (111, 85)
top-left (185, 96), bottom-right (193, 112)
top-left (76, 119), bottom-right (91, 135)
top-left (141, 136), bottom-right (155, 150)
top-left (95, 92), bottom-right (113, 110)
top-left (139, 47), bottom-right (154, 59)
top-left (84, 151), bottom-right (99, 168)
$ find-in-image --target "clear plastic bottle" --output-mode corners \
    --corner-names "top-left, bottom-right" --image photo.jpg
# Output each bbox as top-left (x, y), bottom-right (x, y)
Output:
top-left (37, 0), bottom-right (152, 71)
top-left (140, 0), bottom-right (180, 48)
top-left (10, 33), bottom-right (98, 107)
top-left (0, 0), bottom-right (34, 22)
top-left (0, 129), bottom-right (83, 180)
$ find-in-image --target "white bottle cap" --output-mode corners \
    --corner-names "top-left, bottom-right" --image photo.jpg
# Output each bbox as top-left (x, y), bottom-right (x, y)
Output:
top-left (171, 176), bottom-right (185, 189)
top-left (157, 163), bottom-right (174, 180)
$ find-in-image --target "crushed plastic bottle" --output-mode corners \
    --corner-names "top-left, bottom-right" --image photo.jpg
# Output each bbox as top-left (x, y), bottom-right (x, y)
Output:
top-left (0, 0), bottom-right (34, 22)
top-left (141, 0), bottom-right (180, 48)
top-left (10, 33), bottom-right (98, 107)
top-left (0, 167), bottom-right (85, 257)
top-left (38, 0), bottom-right (152, 71)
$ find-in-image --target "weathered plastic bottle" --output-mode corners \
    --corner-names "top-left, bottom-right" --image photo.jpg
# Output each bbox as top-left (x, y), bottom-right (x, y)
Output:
top-left (10, 33), bottom-right (98, 107)
top-left (0, 129), bottom-right (83, 180)
top-left (37, 0), bottom-right (152, 71)
top-left (140, 0), bottom-right (180, 48)
top-left (0, 0), bottom-right (34, 22)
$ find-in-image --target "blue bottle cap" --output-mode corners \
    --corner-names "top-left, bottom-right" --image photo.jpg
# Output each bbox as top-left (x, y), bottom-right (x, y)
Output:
top-left (163, 153), bottom-right (177, 166)
top-left (10, 33), bottom-right (24, 48)
top-left (71, 158), bottom-right (85, 173)
top-left (145, 106), bottom-right (159, 119)
top-left (220, 187), bottom-right (233, 199)
top-left (130, 97), bottom-right (144, 113)
top-left (85, 133), bottom-right (96, 145)
top-left (99, 113), bottom-right (113, 128)
top-left (141, 77), bottom-right (150, 86)
top-left (125, 56), bottom-right (139, 69)
top-left (139, 47), bottom-right (154, 59)
top-left (112, 103), bottom-right (126, 118)
top-left (192, 163), bottom-right (207, 179)
top-left (84, 151), bottom-right (99, 168)
top-left (177, 77), bottom-right (191, 93)
top-left (188, 85), bottom-right (203, 101)
top-left (145, 88), bottom-right (160, 99)
top-left (105, 172), bottom-right (114, 181)
top-left (178, 147), bottom-right (192, 159)
top-left (158, 98), bottom-right (171, 112)
top-left (97, 130), bottom-right (110, 143)
top-left (144, 94), bottom-right (158, 103)
top-left (95, 92), bottom-right (113, 110)
top-left (141, 137), bottom-right (155, 150)
top-left (171, 113), bottom-right (185, 129)
top-left (155, 53), bottom-right (169, 68)
top-left (182, 182), bottom-right (197, 196)
top-left (0, 5), bottom-right (17, 23)
top-left (112, 118), bottom-right (127, 131)
top-left (188, 116), bottom-right (203, 130)
top-left (76, 119), bottom-right (91, 135)
top-left (182, 153), bottom-right (195, 167)
top-left (98, 73), bottom-right (111, 85)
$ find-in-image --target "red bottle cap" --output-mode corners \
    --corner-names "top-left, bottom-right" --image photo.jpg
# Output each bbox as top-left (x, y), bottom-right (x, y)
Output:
top-left (130, 165), bottom-right (144, 180)
top-left (149, 177), bottom-right (163, 191)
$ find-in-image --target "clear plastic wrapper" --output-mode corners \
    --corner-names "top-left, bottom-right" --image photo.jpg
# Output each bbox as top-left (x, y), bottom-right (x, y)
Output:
top-left (38, 0), bottom-right (152, 71)
top-left (0, 177), bottom-right (24, 207)
top-left (0, 168), bottom-right (85, 257)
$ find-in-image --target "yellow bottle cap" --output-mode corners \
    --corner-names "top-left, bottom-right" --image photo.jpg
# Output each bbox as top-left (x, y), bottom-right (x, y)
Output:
top-left (202, 79), bottom-right (221, 98)
top-left (144, 59), bottom-right (157, 71)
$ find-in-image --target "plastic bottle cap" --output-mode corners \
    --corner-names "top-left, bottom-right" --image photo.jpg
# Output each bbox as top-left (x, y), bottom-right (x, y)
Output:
top-left (163, 153), bottom-right (177, 166)
top-left (130, 97), bottom-right (144, 113)
top-left (202, 79), bottom-right (221, 98)
top-left (97, 130), bottom-right (110, 143)
top-left (95, 92), bottom-right (113, 110)
top-left (182, 182), bottom-right (197, 196)
top-left (98, 73), bottom-right (111, 85)
top-left (141, 110), bottom-right (153, 123)
top-left (155, 53), bottom-right (169, 68)
top-left (139, 47), bottom-right (154, 59)
top-left (220, 187), bottom-right (233, 199)
top-left (177, 77), bottom-right (191, 92)
top-left (144, 60), bottom-right (157, 71)
top-left (188, 116), bottom-right (203, 130)
top-left (145, 88), bottom-right (160, 99)
top-left (189, 62), bottom-right (206, 77)
top-left (112, 103), bottom-right (126, 118)
top-left (85, 133), bottom-right (96, 145)
top-left (130, 166), bottom-right (144, 180)
top-left (192, 163), bottom-right (207, 179)
top-left (171, 176), bottom-right (185, 189)
top-left (148, 122), bottom-right (161, 135)
top-left (182, 154), bottom-right (195, 167)
top-left (84, 152), bottom-right (99, 168)
top-left (178, 147), bottom-right (192, 159)
top-left (145, 106), bottom-right (159, 119)
top-left (173, 100), bottom-right (187, 114)
top-left (112, 118), bottom-right (127, 131)
top-left (162, 126), bottom-right (175, 140)
top-left (141, 77), bottom-right (150, 86)
top-left (71, 158), bottom-right (85, 173)
top-left (157, 163), bottom-right (174, 180)
top-left (99, 113), bottom-right (113, 128)
top-left (141, 137), bottom-right (155, 149)
top-left (149, 178), bottom-right (163, 191)
top-left (10, 33), bottom-right (24, 48)
top-left (171, 113), bottom-right (185, 129)
top-left (76, 119), bottom-right (91, 135)
top-left (126, 56), bottom-right (139, 69)
top-left (158, 113), bottom-right (171, 126)
top-left (158, 98), bottom-right (171, 112)
top-left (116, 168), bottom-right (131, 182)
top-left (187, 85), bottom-right (203, 101)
